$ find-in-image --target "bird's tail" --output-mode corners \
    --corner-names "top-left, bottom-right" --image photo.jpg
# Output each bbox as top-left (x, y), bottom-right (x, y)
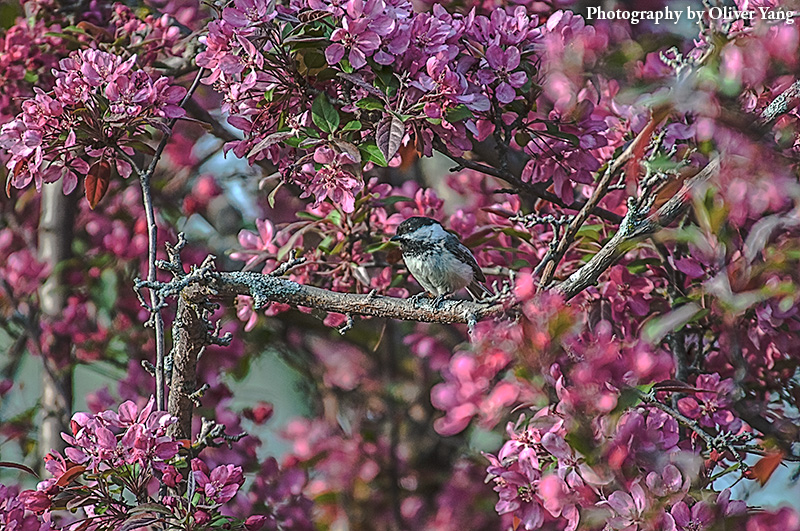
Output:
top-left (466, 281), bottom-right (492, 301)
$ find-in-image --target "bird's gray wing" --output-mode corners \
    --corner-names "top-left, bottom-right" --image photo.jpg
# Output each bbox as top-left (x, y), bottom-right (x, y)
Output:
top-left (444, 234), bottom-right (486, 283)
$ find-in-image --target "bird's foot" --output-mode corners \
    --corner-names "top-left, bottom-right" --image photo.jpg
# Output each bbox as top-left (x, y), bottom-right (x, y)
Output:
top-left (410, 292), bottom-right (428, 306)
top-left (432, 294), bottom-right (453, 309)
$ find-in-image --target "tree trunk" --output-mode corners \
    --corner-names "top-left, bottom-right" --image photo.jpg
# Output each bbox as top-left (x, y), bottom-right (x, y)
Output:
top-left (37, 183), bottom-right (77, 460)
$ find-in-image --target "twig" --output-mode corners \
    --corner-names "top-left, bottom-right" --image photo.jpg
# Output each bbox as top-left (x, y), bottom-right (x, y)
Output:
top-left (193, 418), bottom-right (247, 452)
top-left (538, 107), bottom-right (671, 287)
top-left (433, 139), bottom-right (623, 224)
top-left (136, 69), bottom-right (204, 412)
top-left (635, 387), bottom-right (800, 464)
top-left (554, 157), bottom-right (720, 299)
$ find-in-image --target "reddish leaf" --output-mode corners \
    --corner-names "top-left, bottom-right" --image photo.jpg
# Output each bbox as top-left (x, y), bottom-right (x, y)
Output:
top-left (75, 21), bottom-right (112, 39)
top-left (85, 159), bottom-right (111, 209)
top-left (6, 159), bottom-right (26, 197)
top-left (56, 465), bottom-right (86, 487)
top-left (624, 105), bottom-right (671, 191)
top-left (751, 451), bottom-right (784, 486)
top-left (0, 461), bottom-right (39, 478)
top-left (652, 380), bottom-right (704, 394)
top-left (480, 205), bottom-right (516, 218)
top-left (376, 114), bottom-right (404, 163)
top-left (397, 140), bottom-right (419, 170)
top-left (247, 131), bottom-right (294, 159)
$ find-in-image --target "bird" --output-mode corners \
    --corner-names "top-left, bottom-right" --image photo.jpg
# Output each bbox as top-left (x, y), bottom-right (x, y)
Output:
top-left (390, 216), bottom-right (491, 306)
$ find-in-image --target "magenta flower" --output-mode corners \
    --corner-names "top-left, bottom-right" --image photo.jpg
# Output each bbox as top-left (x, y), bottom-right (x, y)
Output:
top-left (1, 48), bottom-right (187, 204)
top-left (677, 373), bottom-right (742, 431)
top-left (230, 218), bottom-right (279, 272)
top-left (60, 397), bottom-right (178, 472)
top-left (477, 45), bottom-right (527, 104)
top-left (191, 460), bottom-right (245, 504)
top-left (299, 147), bottom-right (363, 213)
top-left (325, 18), bottom-right (381, 69)
top-left (483, 411), bottom-right (580, 530)
top-left (222, 0), bottom-right (276, 28)
top-left (162, 465), bottom-right (183, 488)
top-left (430, 350), bottom-right (517, 436)
top-left (600, 482), bottom-right (650, 530)
top-left (0, 485), bottom-right (53, 531)
top-left (645, 464), bottom-right (687, 501)
top-left (17, 490), bottom-right (51, 515)
top-left (668, 500), bottom-right (714, 531)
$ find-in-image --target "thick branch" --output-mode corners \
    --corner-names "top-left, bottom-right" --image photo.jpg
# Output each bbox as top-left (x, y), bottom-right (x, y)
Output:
top-left (174, 271), bottom-right (503, 325)
top-left (760, 79), bottom-right (800, 124)
top-left (167, 296), bottom-right (205, 439)
top-left (554, 157), bottom-right (720, 299)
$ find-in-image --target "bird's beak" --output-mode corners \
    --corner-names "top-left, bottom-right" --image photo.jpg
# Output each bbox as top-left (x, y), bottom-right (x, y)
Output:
top-left (390, 235), bottom-right (401, 242)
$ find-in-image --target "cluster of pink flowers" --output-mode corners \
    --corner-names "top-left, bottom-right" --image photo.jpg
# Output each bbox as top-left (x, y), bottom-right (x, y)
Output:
top-left (0, 13), bottom-right (61, 123)
top-left (6, 397), bottom-right (278, 531)
top-left (196, 0), bottom-right (629, 214)
top-left (484, 410), bottom-right (582, 530)
top-left (60, 396), bottom-right (180, 472)
top-left (0, 48), bottom-right (185, 198)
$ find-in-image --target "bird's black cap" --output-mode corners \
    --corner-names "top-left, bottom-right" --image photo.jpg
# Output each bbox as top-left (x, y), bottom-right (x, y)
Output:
top-left (394, 216), bottom-right (439, 237)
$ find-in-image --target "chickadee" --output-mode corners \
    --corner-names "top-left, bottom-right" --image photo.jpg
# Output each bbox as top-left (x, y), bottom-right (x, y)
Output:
top-left (390, 216), bottom-right (491, 305)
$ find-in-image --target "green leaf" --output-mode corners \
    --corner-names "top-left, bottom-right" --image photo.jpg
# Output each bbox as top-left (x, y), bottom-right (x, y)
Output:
top-left (380, 195), bottom-right (413, 206)
top-left (576, 223), bottom-right (604, 243)
top-left (267, 181), bottom-right (283, 208)
top-left (302, 50), bottom-right (326, 69)
top-left (341, 120), bottom-right (362, 132)
top-left (355, 97), bottom-right (385, 111)
top-left (318, 235), bottom-right (335, 253)
top-left (284, 136), bottom-right (304, 148)
top-left (359, 142), bottom-right (388, 167)
top-left (642, 303), bottom-right (702, 344)
top-left (445, 104), bottom-right (473, 122)
top-left (123, 140), bottom-right (156, 156)
top-left (96, 269), bottom-right (118, 311)
top-left (311, 93), bottom-right (340, 134)
top-left (296, 212), bottom-right (322, 221)
top-left (625, 257), bottom-right (662, 274)
top-left (326, 209), bottom-right (343, 227)
top-left (609, 387), bottom-right (644, 416)
top-left (365, 241), bottom-right (393, 253)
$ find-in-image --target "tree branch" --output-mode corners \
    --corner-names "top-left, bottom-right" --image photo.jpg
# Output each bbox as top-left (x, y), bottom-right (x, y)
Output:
top-left (137, 68), bottom-right (204, 411)
top-left (538, 108), bottom-right (671, 287)
top-left (190, 271), bottom-right (502, 324)
top-left (760, 79), bottom-right (800, 124)
top-left (554, 157), bottom-right (720, 299)
top-left (139, 265), bottom-right (503, 327)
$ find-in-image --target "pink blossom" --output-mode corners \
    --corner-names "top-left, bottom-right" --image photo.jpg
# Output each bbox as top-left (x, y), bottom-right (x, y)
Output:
top-left (192, 460), bottom-right (245, 504)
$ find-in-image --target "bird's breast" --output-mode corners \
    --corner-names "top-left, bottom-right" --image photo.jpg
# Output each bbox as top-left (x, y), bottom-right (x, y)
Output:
top-left (402, 247), bottom-right (474, 296)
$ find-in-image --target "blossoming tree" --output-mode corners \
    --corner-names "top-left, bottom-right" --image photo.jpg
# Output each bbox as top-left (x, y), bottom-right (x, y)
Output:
top-left (2, 0), bottom-right (800, 529)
